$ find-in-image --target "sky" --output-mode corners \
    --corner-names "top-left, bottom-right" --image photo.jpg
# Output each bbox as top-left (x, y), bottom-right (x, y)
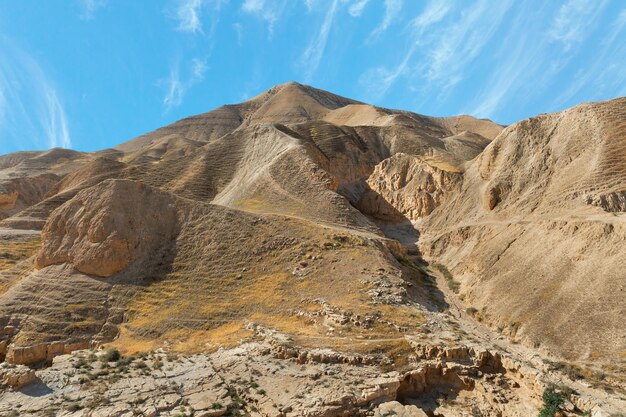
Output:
top-left (0, 0), bottom-right (625, 155)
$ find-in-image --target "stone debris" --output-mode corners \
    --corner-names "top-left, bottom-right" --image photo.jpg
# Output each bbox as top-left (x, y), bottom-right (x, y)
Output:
top-left (0, 340), bottom-right (619, 417)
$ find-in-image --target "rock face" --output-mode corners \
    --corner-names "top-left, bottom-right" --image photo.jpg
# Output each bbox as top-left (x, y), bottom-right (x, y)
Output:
top-left (34, 179), bottom-right (179, 277)
top-left (0, 363), bottom-right (35, 388)
top-left (4, 340), bottom-right (90, 366)
top-left (360, 153), bottom-right (463, 220)
top-left (0, 174), bottom-right (59, 220)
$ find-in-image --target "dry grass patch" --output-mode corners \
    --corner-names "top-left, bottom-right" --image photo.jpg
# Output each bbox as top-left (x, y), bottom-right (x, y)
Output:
top-left (0, 237), bottom-right (40, 271)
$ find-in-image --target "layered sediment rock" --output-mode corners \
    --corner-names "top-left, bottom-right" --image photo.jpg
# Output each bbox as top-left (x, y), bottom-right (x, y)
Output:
top-left (360, 153), bottom-right (463, 220)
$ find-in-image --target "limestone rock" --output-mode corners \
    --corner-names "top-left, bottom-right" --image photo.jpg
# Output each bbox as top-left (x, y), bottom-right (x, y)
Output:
top-left (0, 363), bottom-right (36, 388)
top-left (360, 153), bottom-right (462, 220)
top-left (373, 401), bottom-right (428, 417)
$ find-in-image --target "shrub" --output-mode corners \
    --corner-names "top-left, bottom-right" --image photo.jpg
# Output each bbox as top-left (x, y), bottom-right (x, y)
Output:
top-left (101, 348), bottom-right (121, 362)
top-left (66, 403), bottom-right (82, 412)
top-left (538, 387), bottom-right (564, 417)
top-left (433, 263), bottom-right (461, 293)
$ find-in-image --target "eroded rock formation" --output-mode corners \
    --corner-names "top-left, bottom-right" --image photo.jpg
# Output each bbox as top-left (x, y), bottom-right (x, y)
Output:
top-left (34, 179), bottom-right (179, 277)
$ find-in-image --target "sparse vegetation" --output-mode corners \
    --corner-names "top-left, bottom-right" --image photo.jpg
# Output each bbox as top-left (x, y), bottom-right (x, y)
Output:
top-left (538, 387), bottom-right (564, 417)
top-left (543, 359), bottom-right (585, 381)
top-left (466, 307), bottom-right (478, 316)
top-left (433, 263), bottom-right (461, 293)
top-left (100, 347), bottom-right (121, 363)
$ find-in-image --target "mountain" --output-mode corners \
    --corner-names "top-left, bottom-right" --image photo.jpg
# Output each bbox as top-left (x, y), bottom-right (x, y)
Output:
top-left (0, 82), bottom-right (623, 417)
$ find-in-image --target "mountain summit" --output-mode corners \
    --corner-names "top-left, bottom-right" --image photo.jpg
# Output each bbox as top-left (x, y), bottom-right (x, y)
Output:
top-left (0, 84), bottom-right (624, 416)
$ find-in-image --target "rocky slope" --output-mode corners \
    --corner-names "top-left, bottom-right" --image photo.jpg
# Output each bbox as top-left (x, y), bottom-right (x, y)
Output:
top-left (420, 98), bottom-right (626, 368)
top-left (0, 82), bottom-right (623, 416)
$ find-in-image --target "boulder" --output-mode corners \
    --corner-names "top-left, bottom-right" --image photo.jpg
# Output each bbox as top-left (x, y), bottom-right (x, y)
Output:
top-left (373, 401), bottom-right (428, 417)
top-left (0, 363), bottom-right (36, 388)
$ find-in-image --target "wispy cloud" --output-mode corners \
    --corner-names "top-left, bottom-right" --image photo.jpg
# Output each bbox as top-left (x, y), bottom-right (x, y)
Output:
top-left (359, 0), bottom-right (452, 99)
top-left (298, 0), bottom-right (340, 82)
top-left (303, 0), bottom-right (316, 13)
top-left (191, 57), bottom-right (208, 81)
top-left (0, 38), bottom-right (71, 150)
top-left (349, 0), bottom-right (369, 17)
top-left (43, 90), bottom-right (71, 149)
top-left (551, 8), bottom-right (626, 109)
top-left (163, 66), bottom-right (184, 110)
top-left (241, 0), bottom-right (288, 36)
top-left (173, 0), bottom-right (205, 33)
top-left (161, 58), bottom-right (209, 111)
top-left (360, 0), bottom-right (512, 102)
top-left (233, 22), bottom-right (244, 45)
top-left (170, 0), bottom-right (227, 35)
top-left (79, 0), bottom-right (108, 21)
top-left (411, 0), bottom-right (450, 32)
top-left (422, 0), bottom-right (512, 91)
top-left (548, 0), bottom-right (607, 50)
top-left (368, 0), bottom-right (403, 40)
top-left (467, 1), bottom-right (613, 120)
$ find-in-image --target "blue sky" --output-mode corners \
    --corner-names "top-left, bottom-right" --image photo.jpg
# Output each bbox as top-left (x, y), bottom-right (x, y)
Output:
top-left (0, 0), bottom-right (625, 154)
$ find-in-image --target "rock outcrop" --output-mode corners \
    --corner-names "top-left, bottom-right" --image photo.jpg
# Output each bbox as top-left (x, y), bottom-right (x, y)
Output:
top-left (360, 153), bottom-right (463, 220)
top-left (0, 174), bottom-right (59, 220)
top-left (0, 363), bottom-right (35, 388)
top-left (34, 179), bottom-right (179, 277)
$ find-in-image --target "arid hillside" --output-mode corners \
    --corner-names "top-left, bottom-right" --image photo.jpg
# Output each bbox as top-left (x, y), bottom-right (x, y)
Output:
top-left (0, 83), bottom-right (624, 417)
top-left (420, 98), bottom-right (626, 364)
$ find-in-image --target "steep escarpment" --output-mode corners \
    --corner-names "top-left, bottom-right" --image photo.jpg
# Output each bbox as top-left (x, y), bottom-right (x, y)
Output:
top-left (359, 153), bottom-right (463, 220)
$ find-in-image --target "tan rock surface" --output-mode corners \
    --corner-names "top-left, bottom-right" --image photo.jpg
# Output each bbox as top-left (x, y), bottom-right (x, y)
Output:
top-left (421, 97), bottom-right (626, 366)
top-left (35, 179), bottom-right (178, 277)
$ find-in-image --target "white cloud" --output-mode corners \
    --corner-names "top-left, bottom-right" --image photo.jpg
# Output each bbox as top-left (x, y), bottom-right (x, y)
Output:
top-left (43, 90), bottom-right (71, 149)
top-left (163, 65), bottom-right (184, 111)
top-left (549, 0), bottom-right (608, 50)
top-left (191, 58), bottom-right (209, 84)
top-left (79, 0), bottom-right (108, 21)
top-left (161, 58), bottom-right (209, 111)
top-left (368, 0), bottom-right (403, 40)
top-left (410, 0), bottom-right (450, 34)
top-left (348, 0), bottom-right (369, 17)
top-left (0, 38), bottom-right (71, 150)
top-left (467, 1), bottom-right (616, 120)
top-left (233, 22), bottom-right (244, 45)
top-left (241, 0), bottom-right (288, 36)
top-left (174, 0), bottom-right (205, 33)
top-left (422, 0), bottom-right (512, 91)
top-left (303, 0), bottom-right (316, 12)
top-left (360, 0), bottom-right (513, 103)
top-left (299, 0), bottom-right (340, 82)
top-left (171, 0), bottom-right (227, 35)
